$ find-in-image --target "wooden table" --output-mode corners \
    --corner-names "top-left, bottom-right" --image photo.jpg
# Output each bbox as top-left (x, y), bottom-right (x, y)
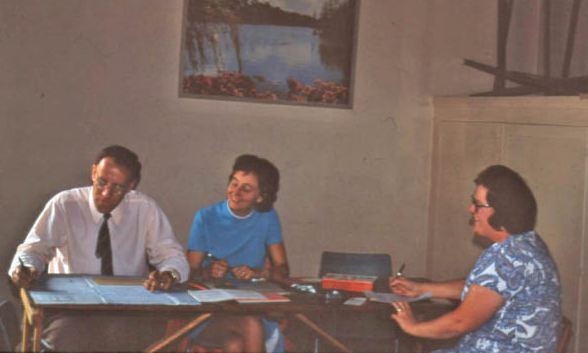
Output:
top-left (19, 275), bottom-right (453, 353)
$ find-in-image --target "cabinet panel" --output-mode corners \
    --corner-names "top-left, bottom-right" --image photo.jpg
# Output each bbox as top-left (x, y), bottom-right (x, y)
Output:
top-left (503, 125), bottom-right (586, 319)
top-left (429, 121), bottom-right (502, 279)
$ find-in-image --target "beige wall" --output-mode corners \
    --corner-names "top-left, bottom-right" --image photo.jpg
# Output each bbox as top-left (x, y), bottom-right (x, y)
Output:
top-left (2, 0), bottom-right (585, 350)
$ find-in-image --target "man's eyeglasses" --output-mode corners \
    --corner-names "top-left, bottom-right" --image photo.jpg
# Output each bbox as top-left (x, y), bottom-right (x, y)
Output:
top-left (94, 177), bottom-right (128, 195)
top-left (471, 196), bottom-right (492, 212)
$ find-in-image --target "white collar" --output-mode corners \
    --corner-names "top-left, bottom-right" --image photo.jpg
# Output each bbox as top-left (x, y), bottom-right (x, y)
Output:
top-left (226, 200), bottom-right (254, 220)
top-left (88, 186), bottom-right (125, 224)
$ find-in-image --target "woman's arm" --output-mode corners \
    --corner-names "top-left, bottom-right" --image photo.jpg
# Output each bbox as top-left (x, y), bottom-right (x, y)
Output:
top-left (391, 284), bottom-right (505, 339)
top-left (390, 277), bottom-right (465, 300)
top-left (230, 243), bottom-right (289, 281)
top-left (187, 250), bottom-right (230, 280)
top-left (187, 251), bottom-right (206, 280)
top-left (266, 243), bottom-right (290, 282)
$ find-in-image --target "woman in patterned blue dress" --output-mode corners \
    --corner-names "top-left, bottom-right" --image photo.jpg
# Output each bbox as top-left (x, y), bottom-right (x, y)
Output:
top-left (389, 165), bottom-right (561, 353)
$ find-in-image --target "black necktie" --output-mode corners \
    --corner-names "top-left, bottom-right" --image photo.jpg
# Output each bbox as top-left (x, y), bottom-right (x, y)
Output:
top-left (95, 213), bottom-right (113, 275)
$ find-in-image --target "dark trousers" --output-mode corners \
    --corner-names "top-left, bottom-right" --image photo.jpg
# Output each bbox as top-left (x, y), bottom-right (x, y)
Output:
top-left (43, 312), bottom-right (166, 352)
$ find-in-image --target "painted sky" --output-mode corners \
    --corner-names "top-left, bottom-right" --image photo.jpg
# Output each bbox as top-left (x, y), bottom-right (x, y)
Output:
top-left (268, 0), bottom-right (344, 17)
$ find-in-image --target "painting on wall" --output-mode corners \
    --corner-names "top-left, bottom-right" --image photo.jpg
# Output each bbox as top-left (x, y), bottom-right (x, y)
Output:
top-left (179, 0), bottom-right (358, 108)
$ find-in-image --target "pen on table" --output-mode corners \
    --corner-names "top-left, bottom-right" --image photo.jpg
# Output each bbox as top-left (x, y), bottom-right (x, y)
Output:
top-left (395, 263), bottom-right (406, 277)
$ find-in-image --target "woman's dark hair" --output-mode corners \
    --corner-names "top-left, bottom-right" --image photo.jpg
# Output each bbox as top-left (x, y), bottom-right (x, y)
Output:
top-left (474, 165), bottom-right (537, 234)
top-left (94, 145), bottom-right (142, 188)
top-left (229, 154), bottom-right (279, 212)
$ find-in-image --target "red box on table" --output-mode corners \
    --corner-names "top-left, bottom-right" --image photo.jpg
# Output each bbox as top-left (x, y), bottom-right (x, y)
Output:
top-left (321, 273), bottom-right (377, 292)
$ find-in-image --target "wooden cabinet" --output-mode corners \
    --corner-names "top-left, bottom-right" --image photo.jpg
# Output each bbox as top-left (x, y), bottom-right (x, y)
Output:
top-left (429, 96), bottom-right (588, 352)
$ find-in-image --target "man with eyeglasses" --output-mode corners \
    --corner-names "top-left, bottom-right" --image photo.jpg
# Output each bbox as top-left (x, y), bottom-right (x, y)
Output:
top-left (8, 145), bottom-right (189, 352)
top-left (389, 165), bottom-right (561, 353)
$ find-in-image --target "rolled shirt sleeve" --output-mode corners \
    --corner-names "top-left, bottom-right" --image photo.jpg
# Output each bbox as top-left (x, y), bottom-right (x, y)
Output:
top-left (8, 192), bottom-right (68, 277)
top-left (144, 202), bottom-right (189, 282)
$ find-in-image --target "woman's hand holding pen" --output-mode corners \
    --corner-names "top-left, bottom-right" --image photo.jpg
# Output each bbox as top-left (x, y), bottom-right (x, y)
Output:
top-left (231, 265), bottom-right (258, 281)
top-left (388, 263), bottom-right (423, 297)
top-left (209, 258), bottom-right (230, 279)
top-left (205, 253), bottom-right (264, 281)
top-left (389, 277), bottom-right (423, 297)
top-left (388, 263), bottom-right (420, 333)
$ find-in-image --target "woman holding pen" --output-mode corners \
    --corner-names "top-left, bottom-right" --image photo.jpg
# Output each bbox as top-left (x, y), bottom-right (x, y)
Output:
top-left (186, 154), bottom-right (289, 353)
top-left (388, 165), bottom-right (561, 353)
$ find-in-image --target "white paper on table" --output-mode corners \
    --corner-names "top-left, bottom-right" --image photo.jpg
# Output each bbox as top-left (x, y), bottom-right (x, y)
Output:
top-left (364, 291), bottom-right (433, 303)
top-left (188, 289), bottom-right (267, 303)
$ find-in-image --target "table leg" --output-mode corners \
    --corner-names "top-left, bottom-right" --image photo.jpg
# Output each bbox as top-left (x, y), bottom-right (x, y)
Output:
top-left (294, 313), bottom-right (353, 353)
top-left (32, 311), bottom-right (43, 352)
top-left (20, 309), bottom-right (29, 353)
top-left (143, 313), bottom-right (212, 353)
top-left (20, 287), bottom-right (43, 352)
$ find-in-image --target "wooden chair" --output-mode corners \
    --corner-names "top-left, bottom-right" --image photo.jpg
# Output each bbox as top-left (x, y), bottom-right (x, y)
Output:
top-left (413, 314), bottom-right (573, 353)
top-left (314, 251), bottom-right (398, 353)
top-left (163, 317), bottom-right (297, 353)
top-left (557, 315), bottom-right (573, 353)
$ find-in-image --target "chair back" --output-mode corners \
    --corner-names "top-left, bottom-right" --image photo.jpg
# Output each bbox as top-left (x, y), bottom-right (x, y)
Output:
top-left (0, 299), bottom-right (20, 352)
top-left (317, 251), bottom-right (396, 350)
top-left (319, 251), bottom-right (392, 291)
top-left (557, 316), bottom-right (573, 353)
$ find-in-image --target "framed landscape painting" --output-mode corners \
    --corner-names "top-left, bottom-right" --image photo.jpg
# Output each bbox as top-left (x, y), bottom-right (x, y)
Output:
top-left (179, 0), bottom-right (359, 108)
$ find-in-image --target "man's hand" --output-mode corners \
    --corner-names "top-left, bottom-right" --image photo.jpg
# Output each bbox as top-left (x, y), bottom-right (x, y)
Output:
top-left (144, 270), bottom-right (176, 292)
top-left (11, 265), bottom-right (39, 288)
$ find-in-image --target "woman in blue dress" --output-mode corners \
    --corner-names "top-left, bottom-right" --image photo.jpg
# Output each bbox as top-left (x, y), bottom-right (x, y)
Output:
top-left (389, 165), bottom-right (561, 353)
top-left (186, 154), bottom-right (289, 353)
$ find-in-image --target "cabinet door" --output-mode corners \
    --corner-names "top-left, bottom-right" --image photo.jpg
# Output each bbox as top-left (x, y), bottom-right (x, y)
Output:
top-left (502, 124), bottom-right (585, 319)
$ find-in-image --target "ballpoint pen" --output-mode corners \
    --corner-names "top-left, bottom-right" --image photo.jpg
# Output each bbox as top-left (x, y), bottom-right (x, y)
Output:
top-left (206, 253), bottom-right (235, 287)
top-left (207, 252), bottom-right (263, 282)
top-left (395, 263), bottom-right (406, 277)
top-left (207, 252), bottom-right (229, 264)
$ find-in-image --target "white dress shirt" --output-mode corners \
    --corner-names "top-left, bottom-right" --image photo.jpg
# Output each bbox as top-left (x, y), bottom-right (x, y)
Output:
top-left (9, 186), bottom-right (189, 282)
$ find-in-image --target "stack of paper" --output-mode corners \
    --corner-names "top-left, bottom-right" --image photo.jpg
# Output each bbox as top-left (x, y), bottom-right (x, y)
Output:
top-left (188, 289), bottom-right (290, 304)
top-left (364, 291), bottom-right (432, 303)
